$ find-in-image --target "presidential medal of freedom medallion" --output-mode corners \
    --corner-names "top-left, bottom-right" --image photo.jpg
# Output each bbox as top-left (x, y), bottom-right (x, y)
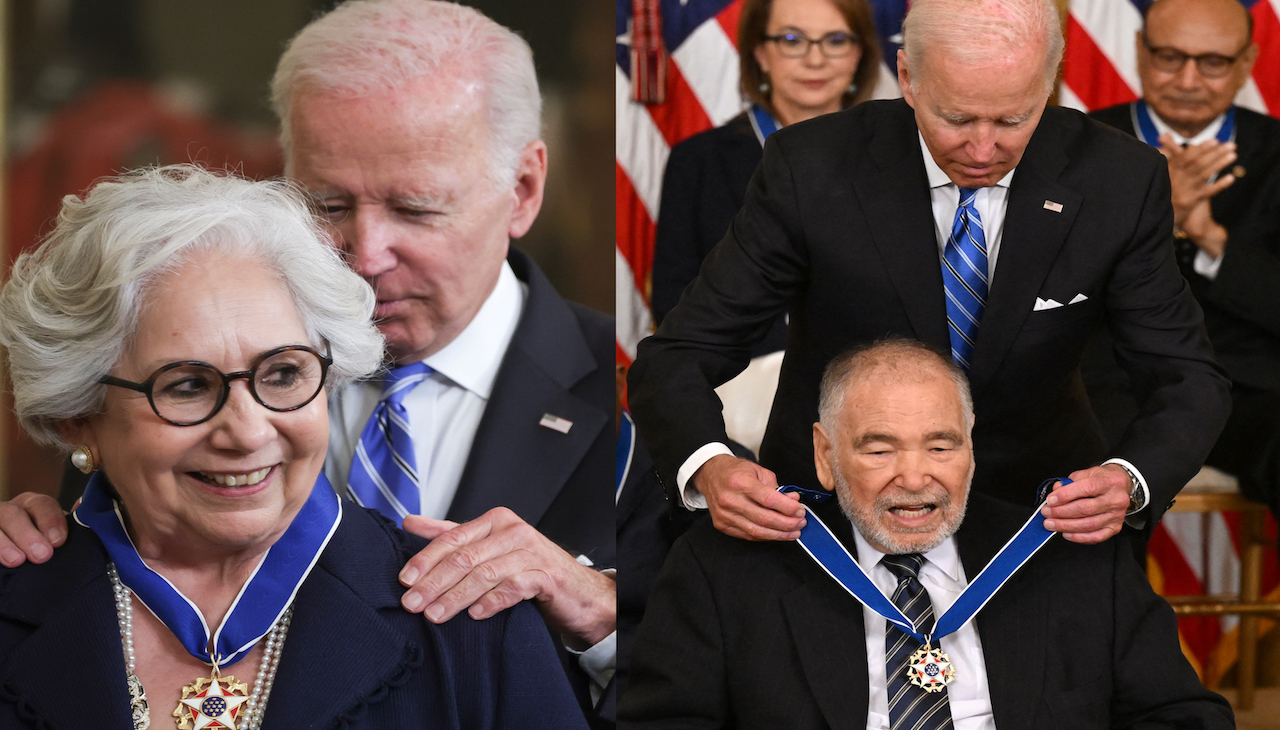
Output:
top-left (906, 644), bottom-right (956, 693)
top-left (173, 672), bottom-right (250, 730)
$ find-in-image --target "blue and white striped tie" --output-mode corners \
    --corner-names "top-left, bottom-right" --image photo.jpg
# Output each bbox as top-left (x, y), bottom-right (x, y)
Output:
top-left (884, 554), bottom-right (953, 730)
top-left (347, 362), bottom-right (432, 526)
top-left (941, 188), bottom-right (988, 371)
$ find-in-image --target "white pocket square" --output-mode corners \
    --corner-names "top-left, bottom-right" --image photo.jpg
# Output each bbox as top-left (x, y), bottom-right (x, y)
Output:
top-left (1033, 297), bottom-right (1063, 311)
top-left (1069, 293), bottom-right (1089, 304)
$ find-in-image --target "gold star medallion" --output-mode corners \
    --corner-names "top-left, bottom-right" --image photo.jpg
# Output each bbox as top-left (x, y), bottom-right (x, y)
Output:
top-left (906, 644), bottom-right (956, 693)
top-left (173, 672), bottom-right (250, 730)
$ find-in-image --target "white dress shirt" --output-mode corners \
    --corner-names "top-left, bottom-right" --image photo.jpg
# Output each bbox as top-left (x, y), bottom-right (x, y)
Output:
top-left (325, 260), bottom-right (526, 518)
top-left (851, 529), bottom-right (995, 730)
top-left (677, 137), bottom-right (1149, 512)
top-left (1139, 106), bottom-right (1229, 280)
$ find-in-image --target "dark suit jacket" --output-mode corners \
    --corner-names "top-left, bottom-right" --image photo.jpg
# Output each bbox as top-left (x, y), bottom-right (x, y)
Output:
top-left (652, 112), bottom-right (787, 356)
top-left (444, 248), bottom-right (616, 571)
top-left (618, 493), bottom-right (1234, 729)
top-left (628, 99), bottom-right (1231, 525)
top-left (0, 504), bottom-right (588, 729)
top-left (1089, 103), bottom-right (1280, 395)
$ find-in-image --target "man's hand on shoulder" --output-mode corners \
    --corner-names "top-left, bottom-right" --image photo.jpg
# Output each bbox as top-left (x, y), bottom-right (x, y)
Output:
top-left (695, 455), bottom-right (805, 541)
top-left (399, 508), bottom-right (616, 649)
top-left (0, 492), bottom-right (67, 567)
top-left (1040, 464), bottom-right (1131, 544)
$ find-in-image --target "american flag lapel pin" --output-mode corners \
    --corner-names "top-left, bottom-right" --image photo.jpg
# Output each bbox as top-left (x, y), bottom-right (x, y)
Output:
top-left (539, 413), bottom-right (573, 434)
top-left (1043, 200), bottom-right (1063, 213)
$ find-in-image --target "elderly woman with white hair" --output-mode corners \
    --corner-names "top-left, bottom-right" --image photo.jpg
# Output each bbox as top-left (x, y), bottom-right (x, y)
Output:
top-left (0, 165), bottom-right (586, 729)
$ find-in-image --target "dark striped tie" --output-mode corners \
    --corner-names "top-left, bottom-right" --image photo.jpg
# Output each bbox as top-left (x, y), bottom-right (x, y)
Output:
top-left (941, 188), bottom-right (988, 371)
top-left (347, 362), bottom-right (433, 526)
top-left (883, 553), bottom-right (953, 730)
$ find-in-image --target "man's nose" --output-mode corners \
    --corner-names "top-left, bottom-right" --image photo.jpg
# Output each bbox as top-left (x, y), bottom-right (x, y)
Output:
top-left (895, 451), bottom-right (932, 491)
top-left (965, 126), bottom-right (999, 165)
top-left (1172, 57), bottom-right (1206, 90)
top-left (342, 208), bottom-right (397, 279)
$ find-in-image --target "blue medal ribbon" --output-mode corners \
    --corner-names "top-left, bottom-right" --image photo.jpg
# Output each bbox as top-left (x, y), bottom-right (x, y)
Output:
top-left (780, 481), bottom-right (1063, 643)
top-left (617, 410), bottom-right (636, 499)
top-left (1133, 99), bottom-right (1235, 148)
top-left (748, 104), bottom-right (781, 146)
top-left (74, 471), bottom-right (342, 667)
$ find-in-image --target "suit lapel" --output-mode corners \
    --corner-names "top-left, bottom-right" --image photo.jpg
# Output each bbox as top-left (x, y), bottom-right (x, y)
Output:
top-left (447, 251), bottom-right (607, 530)
top-left (854, 105), bottom-right (951, 351)
top-left (0, 573), bottom-right (133, 729)
top-left (265, 546), bottom-right (423, 727)
top-left (781, 500), bottom-right (869, 730)
top-left (957, 500), bottom-right (1047, 729)
top-left (968, 114), bottom-right (1081, 397)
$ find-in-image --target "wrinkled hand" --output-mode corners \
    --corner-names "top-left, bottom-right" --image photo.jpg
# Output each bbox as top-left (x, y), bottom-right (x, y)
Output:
top-left (1040, 464), bottom-right (1132, 544)
top-left (694, 455), bottom-right (805, 541)
top-left (1158, 133), bottom-right (1237, 227)
top-left (0, 492), bottom-right (67, 567)
top-left (399, 508), bottom-right (616, 649)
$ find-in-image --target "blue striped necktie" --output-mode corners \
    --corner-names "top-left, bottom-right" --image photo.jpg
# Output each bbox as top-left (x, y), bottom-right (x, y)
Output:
top-left (942, 188), bottom-right (988, 371)
top-left (883, 553), bottom-right (953, 730)
top-left (347, 362), bottom-right (432, 527)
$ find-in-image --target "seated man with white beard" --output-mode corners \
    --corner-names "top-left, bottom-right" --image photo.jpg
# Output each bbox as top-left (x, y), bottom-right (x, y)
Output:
top-left (618, 339), bottom-right (1232, 730)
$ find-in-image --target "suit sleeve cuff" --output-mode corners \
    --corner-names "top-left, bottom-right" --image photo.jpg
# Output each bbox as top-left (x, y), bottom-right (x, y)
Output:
top-left (676, 443), bottom-right (735, 510)
top-left (565, 630), bottom-right (616, 706)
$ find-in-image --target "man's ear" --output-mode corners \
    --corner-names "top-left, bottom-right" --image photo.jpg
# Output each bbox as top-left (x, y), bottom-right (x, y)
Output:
top-left (897, 49), bottom-right (915, 108)
top-left (813, 422), bottom-right (835, 492)
top-left (507, 140), bottom-right (548, 239)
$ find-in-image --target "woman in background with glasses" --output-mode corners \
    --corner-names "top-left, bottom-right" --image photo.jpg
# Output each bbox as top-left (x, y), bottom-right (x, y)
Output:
top-left (0, 165), bottom-right (585, 729)
top-left (650, 0), bottom-right (881, 347)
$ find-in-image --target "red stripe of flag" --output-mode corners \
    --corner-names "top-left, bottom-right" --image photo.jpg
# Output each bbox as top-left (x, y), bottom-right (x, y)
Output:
top-left (617, 161), bottom-right (656, 297)
top-left (1252, 0), bottom-right (1280, 114)
top-left (1063, 15), bottom-right (1138, 111)
top-left (716, 0), bottom-right (744, 48)
top-left (646, 61), bottom-right (716, 148)
top-left (1149, 523), bottom-right (1222, 667)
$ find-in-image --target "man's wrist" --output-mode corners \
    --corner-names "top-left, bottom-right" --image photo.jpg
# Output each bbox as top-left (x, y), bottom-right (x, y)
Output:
top-left (1103, 459), bottom-right (1147, 514)
top-left (676, 443), bottom-right (733, 510)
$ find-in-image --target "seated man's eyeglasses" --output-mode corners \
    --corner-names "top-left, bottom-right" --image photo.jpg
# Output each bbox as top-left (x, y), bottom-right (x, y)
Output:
top-left (764, 31), bottom-right (859, 59)
top-left (1141, 33), bottom-right (1250, 78)
top-left (100, 345), bottom-right (333, 426)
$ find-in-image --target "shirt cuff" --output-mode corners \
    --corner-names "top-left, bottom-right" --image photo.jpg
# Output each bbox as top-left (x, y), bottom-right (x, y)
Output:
top-left (676, 443), bottom-right (735, 510)
top-left (565, 630), bottom-right (616, 706)
top-left (1193, 249), bottom-right (1224, 280)
top-left (1103, 457), bottom-right (1150, 530)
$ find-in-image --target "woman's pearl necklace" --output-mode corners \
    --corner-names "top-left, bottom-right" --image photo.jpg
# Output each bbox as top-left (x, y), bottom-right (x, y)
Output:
top-left (109, 563), bottom-right (292, 730)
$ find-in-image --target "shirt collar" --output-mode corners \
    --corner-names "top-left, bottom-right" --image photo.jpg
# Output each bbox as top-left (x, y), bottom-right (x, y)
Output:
top-left (1144, 104), bottom-right (1227, 147)
top-left (918, 132), bottom-right (1016, 191)
top-left (852, 520), bottom-right (964, 584)
top-left (419, 260), bottom-right (526, 399)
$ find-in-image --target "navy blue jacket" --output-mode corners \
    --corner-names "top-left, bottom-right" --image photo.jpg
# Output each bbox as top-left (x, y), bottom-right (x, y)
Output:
top-left (0, 503), bottom-right (587, 729)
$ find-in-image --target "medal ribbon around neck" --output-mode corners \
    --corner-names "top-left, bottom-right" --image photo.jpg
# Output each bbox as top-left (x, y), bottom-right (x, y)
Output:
top-left (75, 471), bottom-right (342, 667)
top-left (779, 480), bottom-right (1063, 644)
top-left (749, 104), bottom-right (781, 146)
top-left (1133, 99), bottom-right (1235, 149)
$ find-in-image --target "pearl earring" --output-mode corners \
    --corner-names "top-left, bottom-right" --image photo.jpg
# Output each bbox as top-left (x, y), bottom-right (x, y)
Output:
top-left (848, 82), bottom-right (858, 95)
top-left (71, 445), bottom-right (95, 474)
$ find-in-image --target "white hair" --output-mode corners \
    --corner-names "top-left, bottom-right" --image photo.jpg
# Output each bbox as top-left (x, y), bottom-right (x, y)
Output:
top-left (817, 339), bottom-right (974, 436)
top-left (901, 0), bottom-right (1065, 96)
top-left (0, 164), bottom-right (385, 449)
top-left (271, 0), bottom-right (542, 188)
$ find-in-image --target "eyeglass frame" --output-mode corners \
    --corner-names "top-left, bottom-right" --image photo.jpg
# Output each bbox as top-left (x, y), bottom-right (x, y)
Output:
top-left (99, 344), bottom-right (334, 427)
top-left (762, 31), bottom-right (860, 59)
top-left (1140, 33), bottom-right (1252, 79)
